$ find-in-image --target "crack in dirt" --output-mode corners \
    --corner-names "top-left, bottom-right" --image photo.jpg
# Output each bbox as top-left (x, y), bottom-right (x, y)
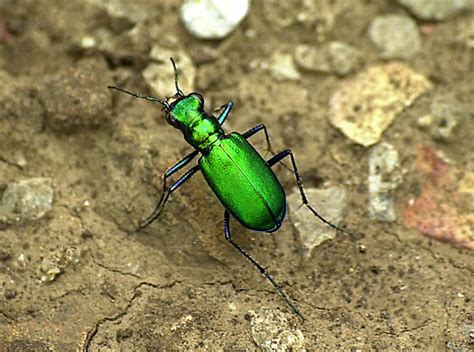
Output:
top-left (90, 251), bottom-right (142, 279)
top-left (82, 280), bottom-right (179, 352)
top-left (373, 319), bottom-right (433, 337)
top-left (449, 260), bottom-right (474, 274)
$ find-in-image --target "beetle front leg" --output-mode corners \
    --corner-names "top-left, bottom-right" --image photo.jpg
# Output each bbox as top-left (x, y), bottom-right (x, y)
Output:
top-left (139, 165), bottom-right (200, 229)
top-left (217, 102), bottom-right (233, 126)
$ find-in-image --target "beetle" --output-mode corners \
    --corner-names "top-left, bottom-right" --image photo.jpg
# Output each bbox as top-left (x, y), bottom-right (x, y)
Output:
top-left (109, 58), bottom-right (347, 320)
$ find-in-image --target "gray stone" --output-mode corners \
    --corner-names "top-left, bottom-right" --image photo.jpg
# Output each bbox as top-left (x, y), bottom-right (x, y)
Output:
top-left (368, 14), bottom-right (421, 59)
top-left (417, 95), bottom-right (465, 141)
top-left (0, 178), bottom-right (54, 224)
top-left (295, 41), bottom-right (362, 76)
top-left (399, 0), bottom-right (474, 21)
top-left (248, 309), bottom-right (305, 352)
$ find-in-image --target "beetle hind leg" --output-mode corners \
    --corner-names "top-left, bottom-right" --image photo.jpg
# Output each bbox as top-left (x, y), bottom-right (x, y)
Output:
top-left (223, 211), bottom-right (304, 320)
top-left (267, 149), bottom-right (353, 236)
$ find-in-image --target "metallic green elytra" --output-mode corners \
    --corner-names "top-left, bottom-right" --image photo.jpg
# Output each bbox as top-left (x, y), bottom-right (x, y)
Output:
top-left (200, 133), bottom-right (286, 232)
top-left (109, 58), bottom-right (348, 321)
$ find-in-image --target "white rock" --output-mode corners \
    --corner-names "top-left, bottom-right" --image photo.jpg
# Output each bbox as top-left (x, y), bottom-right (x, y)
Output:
top-left (268, 53), bottom-right (301, 81)
top-left (368, 142), bottom-right (403, 222)
top-left (288, 186), bottom-right (346, 257)
top-left (180, 0), bottom-right (251, 40)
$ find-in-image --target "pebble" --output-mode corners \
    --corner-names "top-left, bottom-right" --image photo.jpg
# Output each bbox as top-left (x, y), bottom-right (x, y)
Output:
top-left (416, 94), bottom-right (464, 141)
top-left (368, 14), bottom-right (421, 59)
top-left (0, 178), bottom-right (54, 224)
top-left (247, 309), bottom-right (305, 352)
top-left (294, 41), bottom-right (362, 76)
top-left (288, 186), bottom-right (346, 257)
top-left (267, 52), bottom-right (301, 81)
top-left (4, 288), bottom-right (17, 300)
top-left (38, 247), bottom-right (82, 282)
top-left (142, 46), bottom-right (195, 97)
top-left (329, 62), bottom-right (432, 147)
top-left (368, 142), bottom-right (403, 222)
top-left (399, 0), bottom-right (474, 21)
top-left (180, 0), bottom-right (250, 40)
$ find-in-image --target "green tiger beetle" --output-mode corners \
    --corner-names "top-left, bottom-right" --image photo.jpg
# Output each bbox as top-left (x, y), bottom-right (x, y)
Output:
top-left (109, 58), bottom-right (348, 320)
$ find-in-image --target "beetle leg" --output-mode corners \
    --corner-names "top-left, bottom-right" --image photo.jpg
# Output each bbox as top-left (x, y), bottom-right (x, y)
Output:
top-left (217, 102), bottom-right (233, 126)
top-left (223, 211), bottom-right (304, 320)
top-left (267, 150), bottom-right (351, 236)
top-left (139, 165), bottom-right (200, 229)
top-left (243, 124), bottom-right (292, 172)
top-left (162, 150), bottom-right (199, 185)
top-left (241, 123), bottom-right (276, 156)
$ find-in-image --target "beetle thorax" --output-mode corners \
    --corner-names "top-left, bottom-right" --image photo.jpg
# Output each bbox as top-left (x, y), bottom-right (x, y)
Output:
top-left (167, 94), bottom-right (223, 152)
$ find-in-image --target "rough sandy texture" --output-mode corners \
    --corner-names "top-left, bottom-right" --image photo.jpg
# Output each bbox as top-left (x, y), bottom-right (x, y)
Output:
top-left (0, 1), bottom-right (472, 350)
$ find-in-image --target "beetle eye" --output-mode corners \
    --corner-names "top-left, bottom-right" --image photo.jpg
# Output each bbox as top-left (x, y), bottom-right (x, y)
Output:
top-left (190, 93), bottom-right (204, 105)
top-left (166, 113), bottom-right (179, 126)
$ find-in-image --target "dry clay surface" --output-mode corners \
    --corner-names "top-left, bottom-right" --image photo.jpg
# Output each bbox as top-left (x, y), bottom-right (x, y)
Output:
top-left (0, 1), bottom-right (473, 350)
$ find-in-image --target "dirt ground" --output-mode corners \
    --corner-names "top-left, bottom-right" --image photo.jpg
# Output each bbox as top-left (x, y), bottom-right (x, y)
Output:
top-left (0, 0), bottom-right (473, 351)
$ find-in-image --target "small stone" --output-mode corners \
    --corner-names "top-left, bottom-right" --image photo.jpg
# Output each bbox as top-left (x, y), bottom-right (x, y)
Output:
top-left (368, 142), bottom-right (403, 222)
top-left (80, 35), bottom-right (97, 49)
top-left (399, 0), bottom-right (474, 21)
top-left (328, 41), bottom-right (363, 76)
top-left (180, 0), bottom-right (250, 40)
top-left (248, 309), bottom-right (305, 352)
top-left (295, 44), bottom-right (331, 73)
top-left (416, 95), bottom-right (465, 141)
top-left (38, 247), bottom-right (82, 282)
top-left (368, 14), bottom-right (421, 59)
top-left (288, 186), bottom-right (346, 257)
top-left (295, 41), bottom-right (362, 76)
top-left (267, 53), bottom-right (301, 81)
top-left (4, 288), bottom-right (17, 299)
top-left (416, 114), bottom-right (434, 127)
top-left (16, 154), bottom-right (27, 168)
top-left (0, 178), bottom-right (54, 224)
top-left (329, 62), bottom-right (432, 147)
top-left (142, 47), bottom-right (195, 97)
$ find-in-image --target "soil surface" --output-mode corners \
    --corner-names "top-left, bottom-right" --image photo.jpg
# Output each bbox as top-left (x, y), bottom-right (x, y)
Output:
top-left (0, 1), bottom-right (473, 351)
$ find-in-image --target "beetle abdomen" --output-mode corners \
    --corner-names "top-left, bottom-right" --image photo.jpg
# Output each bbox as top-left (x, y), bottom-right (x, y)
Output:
top-left (199, 133), bottom-right (286, 232)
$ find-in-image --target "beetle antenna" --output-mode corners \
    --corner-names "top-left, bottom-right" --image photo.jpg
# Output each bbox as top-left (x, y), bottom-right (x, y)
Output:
top-left (170, 57), bottom-right (184, 96)
top-left (108, 86), bottom-right (170, 109)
